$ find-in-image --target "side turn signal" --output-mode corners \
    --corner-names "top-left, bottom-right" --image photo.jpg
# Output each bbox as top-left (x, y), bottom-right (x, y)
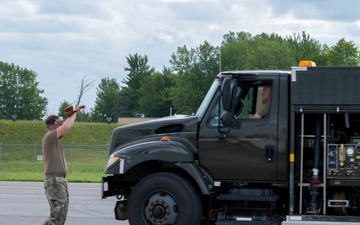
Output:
top-left (161, 136), bottom-right (171, 141)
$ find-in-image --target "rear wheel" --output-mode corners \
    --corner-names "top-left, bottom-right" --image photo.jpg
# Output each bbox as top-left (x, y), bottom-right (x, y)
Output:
top-left (128, 172), bottom-right (202, 225)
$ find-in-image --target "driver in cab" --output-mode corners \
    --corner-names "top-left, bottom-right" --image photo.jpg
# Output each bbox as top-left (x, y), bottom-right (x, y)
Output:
top-left (251, 84), bottom-right (271, 119)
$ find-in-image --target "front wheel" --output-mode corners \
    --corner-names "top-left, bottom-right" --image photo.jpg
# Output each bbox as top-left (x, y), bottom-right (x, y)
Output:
top-left (127, 172), bottom-right (202, 225)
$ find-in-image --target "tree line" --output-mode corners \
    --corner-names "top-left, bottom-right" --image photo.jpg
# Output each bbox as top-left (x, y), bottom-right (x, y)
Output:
top-left (1, 31), bottom-right (359, 122)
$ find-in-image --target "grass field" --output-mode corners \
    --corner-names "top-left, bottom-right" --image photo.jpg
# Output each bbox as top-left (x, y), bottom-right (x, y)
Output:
top-left (0, 119), bottom-right (122, 182)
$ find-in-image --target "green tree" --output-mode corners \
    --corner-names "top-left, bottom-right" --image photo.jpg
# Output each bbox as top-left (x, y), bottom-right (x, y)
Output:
top-left (123, 53), bottom-right (155, 90)
top-left (0, 61), bottom-right (47, 120)
top-left (286, 31), bottom-right (323, 65)
top-left (170, 41), bottom-right (219, 114)
top-left (162, 66), bottom-right (173, 88)
top-left (92, 77), bottom-right (121, 123)
top-left (118, 87), bottom-right (137, 117)
top-left (326, 38), bottom-right (360, 66)
top-left (246, 33), bottom-right (293, 69)
top-left (161, 66), bottom-right (175, 116)
top-left (138, 71), bottom-right (173, 117)
top-left (122, 53), bottom-right (155, 115)
top-left (220, 31), bottom-right (253, 71)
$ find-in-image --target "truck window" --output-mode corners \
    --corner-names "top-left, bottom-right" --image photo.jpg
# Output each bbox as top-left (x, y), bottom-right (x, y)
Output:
top-left (206, 99), bottom-right (223, 127)
top-left (196, 79), bottom-right (220, 119)
top-left (238, 84), bottom-right (271, 119)
top-left (237, 87), bottom-right (254, 119)
top-left (206, 83), bottom-right (271, 128)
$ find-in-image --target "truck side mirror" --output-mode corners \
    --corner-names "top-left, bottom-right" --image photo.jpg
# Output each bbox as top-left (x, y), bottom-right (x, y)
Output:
top-left (221, 78), bottom-right (236, 111)
top-left (220, 78), bottom-right (241, 129)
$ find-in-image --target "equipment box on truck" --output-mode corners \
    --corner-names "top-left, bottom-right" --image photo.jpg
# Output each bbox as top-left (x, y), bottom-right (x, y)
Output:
top-left (102, 61), bottom-right (360, 225)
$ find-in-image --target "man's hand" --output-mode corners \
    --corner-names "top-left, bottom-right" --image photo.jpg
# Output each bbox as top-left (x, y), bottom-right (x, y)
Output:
top-left (75, 105), bottom-right (85, 112)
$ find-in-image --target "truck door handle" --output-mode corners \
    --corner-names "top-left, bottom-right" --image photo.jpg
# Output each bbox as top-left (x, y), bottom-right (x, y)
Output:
top-left (265, 145), bottom-right (275, 163)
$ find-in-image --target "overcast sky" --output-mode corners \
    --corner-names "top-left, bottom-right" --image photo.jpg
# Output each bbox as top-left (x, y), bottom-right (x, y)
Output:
top-left (1, 0), bottom-right (359, 116)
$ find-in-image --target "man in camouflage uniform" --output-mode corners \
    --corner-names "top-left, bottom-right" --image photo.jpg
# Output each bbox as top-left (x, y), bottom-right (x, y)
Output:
top-left (42, 105), bottom-right (84, 225)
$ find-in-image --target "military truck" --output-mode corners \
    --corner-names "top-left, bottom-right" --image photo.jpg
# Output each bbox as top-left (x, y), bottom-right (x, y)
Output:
top-left (102, 61), bottom-right (360, 225)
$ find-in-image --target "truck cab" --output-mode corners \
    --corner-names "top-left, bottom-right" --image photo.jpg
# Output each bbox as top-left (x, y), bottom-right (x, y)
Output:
top-left (102, 64), bottom-right (360, 225)
top-left (198, 71), bottom-right (289, 183)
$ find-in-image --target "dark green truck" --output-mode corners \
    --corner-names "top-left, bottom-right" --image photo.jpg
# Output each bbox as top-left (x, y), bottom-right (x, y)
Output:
top-left (102, 62), bottom-right (360, 225)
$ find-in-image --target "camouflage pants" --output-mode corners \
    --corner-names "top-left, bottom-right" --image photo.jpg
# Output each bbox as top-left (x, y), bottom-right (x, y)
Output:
top-left (43, 176), bottom-right (69, 225)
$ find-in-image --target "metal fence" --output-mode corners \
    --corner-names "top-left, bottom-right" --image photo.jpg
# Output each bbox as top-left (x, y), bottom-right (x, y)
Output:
top-left (0, 141), bottom-right (110, 173)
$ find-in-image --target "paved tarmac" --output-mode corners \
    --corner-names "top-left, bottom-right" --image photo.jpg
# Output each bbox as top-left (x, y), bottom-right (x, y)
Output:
top-left (0, 181), bottom-right (128, 225)
top-left (1, 181), bottom-right (359, 225)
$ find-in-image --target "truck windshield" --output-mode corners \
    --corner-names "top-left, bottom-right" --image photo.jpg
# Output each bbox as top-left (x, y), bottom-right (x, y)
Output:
top-left (195, 79), bottom-right (220, 120)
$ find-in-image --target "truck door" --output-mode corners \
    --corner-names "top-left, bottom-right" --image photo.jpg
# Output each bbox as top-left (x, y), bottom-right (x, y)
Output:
top-left (198, 74), bottom-right (285, 182)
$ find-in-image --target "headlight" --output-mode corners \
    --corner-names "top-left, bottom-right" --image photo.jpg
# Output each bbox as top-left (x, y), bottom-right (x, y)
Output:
top-left (106, 156), bottom-right (120, 168)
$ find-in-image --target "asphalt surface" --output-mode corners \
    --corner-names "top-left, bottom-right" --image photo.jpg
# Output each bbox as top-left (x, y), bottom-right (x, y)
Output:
top-left (0, 181), bottom-right (128, 225)
top-left (1, 181), bottom-right (359, 225)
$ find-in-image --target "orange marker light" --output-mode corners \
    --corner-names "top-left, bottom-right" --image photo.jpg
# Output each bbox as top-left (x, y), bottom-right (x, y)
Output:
top-left (161, 136), bottom-right (171, 141)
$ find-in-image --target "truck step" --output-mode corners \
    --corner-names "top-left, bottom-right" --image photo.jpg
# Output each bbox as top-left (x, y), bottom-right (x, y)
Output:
top-left (217, 188), bottom-right (279, 202)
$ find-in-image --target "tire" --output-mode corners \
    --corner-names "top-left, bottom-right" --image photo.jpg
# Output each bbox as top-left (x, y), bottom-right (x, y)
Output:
top-left (127, 172), bottom-right (202, 225)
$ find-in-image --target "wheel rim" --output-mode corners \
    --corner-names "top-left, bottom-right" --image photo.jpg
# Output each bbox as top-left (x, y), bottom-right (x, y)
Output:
top-left (144, 191), bottom-right (178, 225)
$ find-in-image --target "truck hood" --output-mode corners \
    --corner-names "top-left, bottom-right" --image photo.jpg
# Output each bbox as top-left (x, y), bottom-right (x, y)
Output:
top-left (108, 115), bottom-right (199, 156)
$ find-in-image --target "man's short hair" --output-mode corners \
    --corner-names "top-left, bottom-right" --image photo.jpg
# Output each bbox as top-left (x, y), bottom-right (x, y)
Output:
top-left (264, 83), bottom-right (271, 88)
top-left (45, 115), bottom-right (60, 125)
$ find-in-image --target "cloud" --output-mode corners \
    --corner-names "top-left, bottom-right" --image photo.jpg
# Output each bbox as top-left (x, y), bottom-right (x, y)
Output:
top-left (0, 0), bottom-right (359, 116)
top-left (269, 0), bottom-right (360, 21)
